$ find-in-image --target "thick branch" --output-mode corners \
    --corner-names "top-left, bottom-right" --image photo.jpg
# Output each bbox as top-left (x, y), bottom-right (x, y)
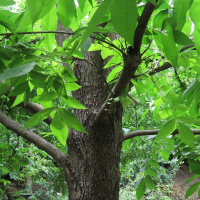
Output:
top-left (8, 96), bottom-right (52, 125)
top-left (149, 62), bottom-right (172, 75)
top-left (133, 1), bottom-right (158, 50)
top-left (123, 129), bottom-right (200, 141)
top-left (0, 110), bottom-right (66, 167)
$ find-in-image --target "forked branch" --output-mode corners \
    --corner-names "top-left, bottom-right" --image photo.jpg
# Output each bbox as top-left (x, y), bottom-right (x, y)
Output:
top-left (95, 1), bottom-right (158, 124)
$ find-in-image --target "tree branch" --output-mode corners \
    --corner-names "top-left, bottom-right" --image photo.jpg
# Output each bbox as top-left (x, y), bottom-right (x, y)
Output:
top-left (127, 93), bottom-right (142, 105)
top-left (148, 44), bottom-right (196, 75)
top-left (0, 31), bottom-right (74, 36)
top-left (123, 129), bottom-right (200, 141)
top-left (133, 1), bottom-right (158, 50)
top-left (95, 1), bottom-right (157, 124)
top-left (0, 110), bottom-right (66, 167)
top-left (8, 96), bottom-right (52, 125)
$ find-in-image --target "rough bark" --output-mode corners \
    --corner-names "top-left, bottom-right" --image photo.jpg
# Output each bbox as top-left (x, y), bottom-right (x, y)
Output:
top-left (65, 49), bottom-right (124, 199)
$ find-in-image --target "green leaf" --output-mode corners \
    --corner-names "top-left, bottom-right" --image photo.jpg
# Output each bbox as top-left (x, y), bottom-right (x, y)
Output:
top-left (27, 0), bottom-right (45, 26)
top-left (24, 85), bottom-right (31, 106)
top-left (81, 37), bottom-right (92, 56)
top-left (154, 97), bottom-right (166, 106)
top-left (162, 16), bottom-right (177, 31)
top-left (146, 167), bottom-right (156, 177)
top-left (188, 159), bottom-right (200, 174)
top-left (29, 71), bottom-right (48, 82)
top-left (65, 82), bottom-right (81, 91)
top-left (37, 92), bottom-right (58, 102)
top-left (182, 81), bottom-right (199, 101)
top-left (156, 108), bottom-right (173, 119)
top-left (77, 0), bottom-right (86, 11)
top-left (0, 166), bottom-right (9, 174)
top-left (171, 103), bottom-right (188, 112)
top-left (0, 62), bottom-right (35, 81)
top-left (61, 96), bottom-right (87, 109)
top-left (148, 159), bottom-right (160, 168)
top-left (179, 123), bottom-right (194, 149)
top-left (111, 0), bottom-right (137, 46)
top-left (185, 182), bottom-right (200, 199)
top-left (0, 0), bottom-right (15, 6)
top-left (165, 93), bottom-right (179, 100)
top-left (11, 93), bottom-right (24, 107)
top-left (140, 108), bottom-right (150, 121)
top-left (173, 30), bottom-right (194, 45)
top-left (190, 0), bottom-right (200, 32)
top-left (173, 0), bottom-right (193, 30)
top-left (160, 150), bottom-right (170, 162)
top-left (161, 33), bottom-right (178, 68)
top-left (57, 108), bottom-right (88, 134)
top-left (136, 179), bottom-right (145, 200)
top-left (50, 113), bottom-right (68, 146)
top-left (0, 77), bottom-right (18, 97)
top-left (78, 0), bottom-right (114, 49)
top-left (8, 81), bottom-right (28, 97)
top-left (17, 0), bottom-right (57, 31)
top-left (155, 119), bottom-right (176, 141)
top-left (41, 6), bottom-right (57, 52)
top-left (145, 175), bottom-right (156, 190)
top-left (193, 27), bottom-right (200, 55)
top-left (0, 10), bottom-right (17, 34)
top-left (57, 0), bottom-right (76, 30)
top-left (185, 174), bottom-right (199, 184)
top-left (22, 107), bottom-right (54, 129)
top-left (153, 9), bottom-right (168, 29)
top-left (106, 66), bottom-right (123, 83)
top-left (178, 116), bottom-right (200, 125)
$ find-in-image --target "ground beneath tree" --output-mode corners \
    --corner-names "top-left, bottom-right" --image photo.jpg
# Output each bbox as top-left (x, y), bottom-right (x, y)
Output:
top-left (170, 164), bottom-right (200, 200)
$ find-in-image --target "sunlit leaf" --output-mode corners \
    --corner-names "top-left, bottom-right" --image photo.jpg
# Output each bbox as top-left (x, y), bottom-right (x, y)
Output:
top-left (161, 33), bottom-right (178, 68)
top-left (78, 0), bottom-right (114, 49)
top-left (190, 0), bottom-right (200, 32)
top-left (22, 107), bottom-right (54, 129)
top-left (50, 113), bottom-right (68, 146)
top-left (61, 96), bottom-right (87, 109)
top-left (179, 123), bottom-right (194, 149)
top-left (155, 119), bottom-right (176, 141)
top-left (57, 108), bottom-right (88, 134)
top-left (173, 0), bottom-right (193, 30)
top-left (57, 0), bottom-right (76, 30)
top-left (160, 150), bottom-right (170, 162)
top-left (111, 0), bottom-right (137, 46)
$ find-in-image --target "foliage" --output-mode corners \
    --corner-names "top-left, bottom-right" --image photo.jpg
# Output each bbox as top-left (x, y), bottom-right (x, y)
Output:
top-left (0, 0), bottom-right (200, 199)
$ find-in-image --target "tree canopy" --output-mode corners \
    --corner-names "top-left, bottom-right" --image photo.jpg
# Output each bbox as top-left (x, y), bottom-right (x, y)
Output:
top-left (1, 0), bottom-right (200, 199)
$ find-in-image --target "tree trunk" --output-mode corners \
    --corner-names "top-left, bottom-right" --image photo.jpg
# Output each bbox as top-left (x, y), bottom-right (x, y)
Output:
top-left (66, 50), bottom-right (123, 199)
top-left (55, 21), bottom-right (123, 199)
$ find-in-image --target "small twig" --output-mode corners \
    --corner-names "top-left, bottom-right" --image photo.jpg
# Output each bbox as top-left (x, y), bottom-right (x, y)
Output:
top-left (90, 34), bottom-right (125, 56)
top-left (0, 31), bottom-right (74, 36)
top-left (141, 40), bottom-right (152, 56)
top-left (127, 93), bottom-right (142, 105)
top-left (174, 68), bottom-right (187, 89)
